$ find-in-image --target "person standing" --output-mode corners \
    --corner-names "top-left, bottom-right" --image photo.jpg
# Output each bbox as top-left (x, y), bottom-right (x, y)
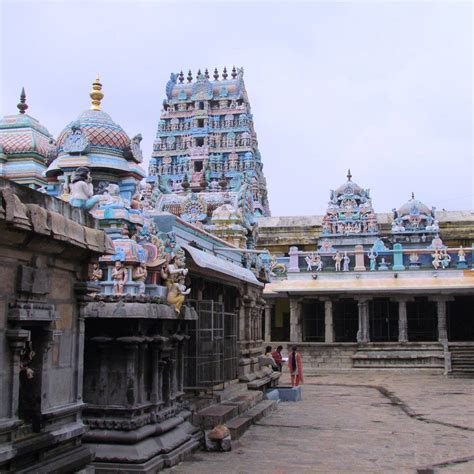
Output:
top-left (288, 346), bottom-right (304, 387)
top-left (271, 345), bottom-right (283, 372)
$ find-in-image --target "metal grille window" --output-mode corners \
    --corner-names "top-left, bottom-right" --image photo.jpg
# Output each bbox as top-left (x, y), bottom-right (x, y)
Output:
top-left (185, 300), bottom-right (238, 389)
top-left (369, 299), bottom-right (398, 342)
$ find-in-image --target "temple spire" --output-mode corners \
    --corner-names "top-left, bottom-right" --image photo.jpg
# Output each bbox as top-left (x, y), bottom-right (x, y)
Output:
top-left (411, 191), bottom-right (415, 199)
top-left (17, 87), bottom-right (28, 114)
top-left (90, 75), bottom-right (104, 111)
top-left (347, 169), bottom-right (352, 181)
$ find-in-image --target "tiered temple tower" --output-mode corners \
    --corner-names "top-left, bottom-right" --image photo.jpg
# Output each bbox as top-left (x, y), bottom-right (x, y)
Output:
top-left (147, 67), bottom-right (270, 248)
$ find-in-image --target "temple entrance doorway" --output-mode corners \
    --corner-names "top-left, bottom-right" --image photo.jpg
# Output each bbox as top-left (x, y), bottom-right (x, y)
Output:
top-left (302, 300), bottom-right (325, 342)
top-left (272, 298), bottom-right (290, 341)
top-left (407, 298), bottom-right (437, 341)
top-left (334, 299), bottom-right (358, 342)
top-left (447, 296), bottom-right (474, 341)
top-left (369, 298), bottom-right (398, 342)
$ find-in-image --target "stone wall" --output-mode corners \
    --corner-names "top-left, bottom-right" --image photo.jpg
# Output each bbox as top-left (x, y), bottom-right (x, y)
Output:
top-left (0, 178), bottom-right (110, 472)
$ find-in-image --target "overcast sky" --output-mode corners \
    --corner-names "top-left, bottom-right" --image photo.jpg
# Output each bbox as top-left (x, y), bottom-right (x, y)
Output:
top-left (1, 0), bottom-right (472, 215)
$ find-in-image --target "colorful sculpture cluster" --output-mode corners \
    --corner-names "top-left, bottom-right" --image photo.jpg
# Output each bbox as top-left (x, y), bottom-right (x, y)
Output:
top-left (322, 170), bottom-right (378, 237)
top-left (265, 172), bottom-right (472, 278)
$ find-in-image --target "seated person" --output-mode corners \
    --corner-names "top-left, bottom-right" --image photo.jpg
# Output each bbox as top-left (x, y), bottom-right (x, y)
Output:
top-left (271, 345), bottom-right (284, 372)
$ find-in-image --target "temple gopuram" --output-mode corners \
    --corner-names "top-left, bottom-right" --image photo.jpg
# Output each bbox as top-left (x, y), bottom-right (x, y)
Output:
top-left (258, 171), bottom-right (474, 373)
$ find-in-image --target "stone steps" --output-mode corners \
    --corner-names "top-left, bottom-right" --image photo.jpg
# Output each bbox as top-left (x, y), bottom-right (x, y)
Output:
top-left (194, 395), bottom-right (277, 441)
top-left (449, 344), bottom-right (474, 377)
top-left (227, 400), bottom-right (278, 440)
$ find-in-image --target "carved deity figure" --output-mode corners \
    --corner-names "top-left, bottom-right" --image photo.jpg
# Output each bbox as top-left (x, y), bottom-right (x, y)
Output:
top-left (112, 261), bottom-right (127, 295)
top-left (368, 249), bottom-right (377, 271)
top-left (132, 262), bottom-right (148, 295)
top-left (160, 250), bottom-right (190, 313)
top-left (167, 277), bottom-right (191, 314)
top-left (458, 246), bottom-right (466, 263)
top-left (440, 249), bottom-right (451, 269)
top-left (90, 263), bottom-right (103, 282)
top-left (69, 167), bottom-right (104, 211)
top-left (333, 251), bottom-right (343, 272)
top-left (342, 252), bottom-right (350, 272)
top-left (432, 249), bottom-right (441, 270)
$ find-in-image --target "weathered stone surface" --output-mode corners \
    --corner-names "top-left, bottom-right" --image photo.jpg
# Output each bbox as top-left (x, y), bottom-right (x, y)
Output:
top-left (171, 373), bottom-right (474, 473)
top-left (194, 405), bottom-right (239, 429)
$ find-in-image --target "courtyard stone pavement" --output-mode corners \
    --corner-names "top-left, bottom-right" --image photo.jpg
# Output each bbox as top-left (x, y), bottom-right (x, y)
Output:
top-left (167, 372), bottom-right (474, 473)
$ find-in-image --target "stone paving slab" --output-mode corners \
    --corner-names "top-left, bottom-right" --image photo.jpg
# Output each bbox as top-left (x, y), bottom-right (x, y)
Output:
top-left (166, 372), bottom-right (474, 473)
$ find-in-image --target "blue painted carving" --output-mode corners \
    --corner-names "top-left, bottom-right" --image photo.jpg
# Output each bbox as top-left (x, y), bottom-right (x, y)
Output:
top-left (166, 73), bottom-right (178, 100)
top-left (63, 121), bottom-right (89, 154)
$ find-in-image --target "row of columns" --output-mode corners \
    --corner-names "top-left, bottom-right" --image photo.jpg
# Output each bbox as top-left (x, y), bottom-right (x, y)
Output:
top-left (265, 295), bottom-right (452, 344)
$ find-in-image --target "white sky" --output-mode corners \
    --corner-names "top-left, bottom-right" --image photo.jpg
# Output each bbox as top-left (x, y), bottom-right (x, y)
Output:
top-left (1, 0), bottom-right (472, 216)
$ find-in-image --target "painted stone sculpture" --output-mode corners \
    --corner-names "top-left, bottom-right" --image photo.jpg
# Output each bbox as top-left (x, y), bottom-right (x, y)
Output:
top-left (69, 167), bottom-right (103, 210)
top-left (90, 263), bottom-right (103, 282)
top-left (112, 261), bottom-right (127, 295)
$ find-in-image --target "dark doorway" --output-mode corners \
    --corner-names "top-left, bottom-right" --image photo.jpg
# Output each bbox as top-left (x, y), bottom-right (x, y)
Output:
top-left (407, 299), bottom-right (437, 341)
top-left (447, 296), bottom-right (474, 341)
top-left (271, 299), bottom-right (290, 341)
top-left (334, 299), bottom-right (358, 342)
top-left (369, 298), bottom-right (399, 342)
top-left (302, 300), bottom-right (325, 342)
top-left (194, 160), bottom-right (203, 172)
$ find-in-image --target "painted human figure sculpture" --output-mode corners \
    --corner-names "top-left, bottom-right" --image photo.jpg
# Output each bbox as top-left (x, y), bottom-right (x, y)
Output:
top-left (132, 262), bottom-right (148, 295)
top-left (166, 276), bottom-right (191, 314)
top-left (161, 250), bottom-right (190, 313)
top-left (90, 263), bottom-right (103, 282)
top-left (69, 167), bottom-right (103, 210)
top-left (333, 251), bottom-right (343, 272)
top-left (440, 249), bottom-right (451, 269)
top-left (432, 250), bottom-right (441, 270)
top-left (314, 254), bottom-right (323, 272)
top-left (458, 246), bottom-right (466, 263)
top-left (342, 252), bottom-right (350, 272)
top-left (112, 261), bottom-right (127, 295)
top-left (368, 249), bottom-right (377, 271)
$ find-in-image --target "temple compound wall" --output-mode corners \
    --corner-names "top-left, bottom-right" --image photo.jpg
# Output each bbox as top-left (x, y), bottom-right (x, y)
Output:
top-left (0, 178), bottom-right (111, 472)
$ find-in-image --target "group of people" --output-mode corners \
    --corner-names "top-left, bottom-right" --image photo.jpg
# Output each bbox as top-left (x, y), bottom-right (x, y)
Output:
top-left (264, 345), bottom-right (304, 387)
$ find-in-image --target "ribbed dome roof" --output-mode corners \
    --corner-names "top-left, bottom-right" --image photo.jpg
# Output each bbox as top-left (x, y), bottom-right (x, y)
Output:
top-left (0, 89), bottom-right (56, 162)
top-left (334, 170), bottom-right (363, 195)
top-left (398, 194), bottom-right (431, 216)
top-left (57, 109), bottom-right (130, 157)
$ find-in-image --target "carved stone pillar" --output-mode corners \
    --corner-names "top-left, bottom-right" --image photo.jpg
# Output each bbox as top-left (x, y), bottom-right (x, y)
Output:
top-left (289, 297), bottom-right (302, 342)
top-left (356, 298), bottom-right (370, 343)
top-left (431, 296), bottom-right (452, 344)
top-left (398, 299), bottom-right (408, 343)
top-left (150, 342), bottom-right (161, 404)
top-left (76, 317), bottom-right (86, 402)
top-left (117, 337), bottom-right (141, 406)
top-left (6, 329), bottom-right (30, 418)
top-left (264, 302), bottom-right (274, 342)
top-left (323, 299), bottom-right (334, 343)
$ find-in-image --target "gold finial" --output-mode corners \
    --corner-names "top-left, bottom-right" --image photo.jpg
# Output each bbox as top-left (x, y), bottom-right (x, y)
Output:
top-left (90, 75), bottom-right (104, 110)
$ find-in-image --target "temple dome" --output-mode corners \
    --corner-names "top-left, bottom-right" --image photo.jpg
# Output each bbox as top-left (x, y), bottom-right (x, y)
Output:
top-left (0, 89), bottom-right (56, 163)
top-left (57, 108), bottom-right (130, 157)
top-left (398, 194), bottom-right (431, 217)
top-left (46, 77), bottom-right (145, 181)
top-left (334, 170), bottom-right (363, 196)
